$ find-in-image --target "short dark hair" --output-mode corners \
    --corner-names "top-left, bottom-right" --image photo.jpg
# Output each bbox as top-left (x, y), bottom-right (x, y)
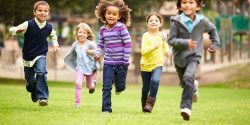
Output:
top-left (33, 1), bottom-right (50, 12)
top-left (176, 0), bottom-right (204, 14)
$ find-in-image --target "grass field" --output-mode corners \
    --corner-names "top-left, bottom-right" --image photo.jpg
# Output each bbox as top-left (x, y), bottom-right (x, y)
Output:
top-left (0, 78), bottom-right (250, 125)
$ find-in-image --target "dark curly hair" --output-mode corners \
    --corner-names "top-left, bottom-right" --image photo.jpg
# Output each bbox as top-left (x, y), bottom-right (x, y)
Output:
top-left (95, 0), bottom-right (131, 26)
top-left (176, 0), bottom-right (204, 14)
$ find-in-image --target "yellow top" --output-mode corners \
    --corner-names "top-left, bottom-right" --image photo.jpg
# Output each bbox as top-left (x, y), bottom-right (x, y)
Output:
top-left (140, 32), bottom-right (170, 72)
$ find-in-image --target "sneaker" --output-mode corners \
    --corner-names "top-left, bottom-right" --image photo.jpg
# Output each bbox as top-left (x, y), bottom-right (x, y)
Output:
top-left (38, 99), bottom-right (48, 106)
top-left (75, 104), bottom-right (80, 108)
top-left (181, 108), bottom-right (191, 121)
top-left (31, 94), bottom-right (37, 102)
top-left (102, 111), bottom-right (111, 113)
top-left (89, 80), bottom-right (96, 94)
top-left (115, 91), bottom-right (121, 95)
top-left (192, 80), bottom-right (199, 103)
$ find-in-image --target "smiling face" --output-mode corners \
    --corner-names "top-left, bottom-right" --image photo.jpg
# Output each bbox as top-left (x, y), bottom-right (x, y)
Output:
top-left (105, 6), bottom-right (121, 28)
top-left (33, 4), bottom-right (49, 23)
top-left (77, 28), bottom-right (88, 43)
top-left (180, 0), bottom-right (200, 20)
top-left (147, 15), bottom-right (162, 31)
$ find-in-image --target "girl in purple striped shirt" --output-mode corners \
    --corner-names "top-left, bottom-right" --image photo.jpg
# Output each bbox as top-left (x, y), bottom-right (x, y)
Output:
top-left (95, 0), bottom-right (132, 113)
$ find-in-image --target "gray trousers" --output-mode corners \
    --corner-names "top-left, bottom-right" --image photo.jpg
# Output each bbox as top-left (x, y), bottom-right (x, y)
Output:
top-left (175, 59), bottom-right (198, 110)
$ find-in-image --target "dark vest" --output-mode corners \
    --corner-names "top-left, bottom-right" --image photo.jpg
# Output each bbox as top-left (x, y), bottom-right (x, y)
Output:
top-left (23, 19), bottom-right (52, 61)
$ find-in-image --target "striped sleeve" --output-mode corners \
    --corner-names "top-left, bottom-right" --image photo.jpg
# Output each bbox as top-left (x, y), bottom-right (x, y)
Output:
top-left (120, 24), bottom-right (132, 65)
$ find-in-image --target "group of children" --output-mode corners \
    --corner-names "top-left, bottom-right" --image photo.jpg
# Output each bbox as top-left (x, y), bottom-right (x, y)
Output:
top-left (9, 0), bottom-right (220, 121)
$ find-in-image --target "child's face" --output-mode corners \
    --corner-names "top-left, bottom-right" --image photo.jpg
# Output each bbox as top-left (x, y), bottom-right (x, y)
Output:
top-left (147, 15), bottom-right (162, 30)
top-left (77, 28), bottom-right (88, 42)
top-left (105, 6), bottom-right (121, 26)
top-left (180, 0), bottom-right (200, 19)
top-left (33, 5), bottom-right (49, 23)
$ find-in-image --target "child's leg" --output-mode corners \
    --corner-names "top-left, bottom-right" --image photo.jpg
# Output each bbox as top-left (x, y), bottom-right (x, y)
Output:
top-left (141, 71), bottom-right (151, 99)
top-left (34, 57), bottom-right (48, 100)
top-left (175, 65), bottom-right (185, 87)
top-left (24, 66), bottom-right (37, 102)
top-left (24, 67), bottom-right (36, 93)
top-left (75, 70), bottom-right (83, 105)
top-left (102, 64), bottom-right (114, 112)
top-left (140, 71), bottom-right (151, 109)
top-left (114, 65), bottom-right (128, 92)
top-left (85, 73), bottom-right (95, 89)
top-left (180, 59), bottom-right (198, 110)
top-left (148, 66), bottom-right (162, 98)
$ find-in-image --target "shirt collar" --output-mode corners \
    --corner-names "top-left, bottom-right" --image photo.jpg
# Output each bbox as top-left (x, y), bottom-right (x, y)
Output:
top-left (180, 13), bottom-right (204, 24)
top-left (34, 17), bottom-right (46, 27)
top-left (180, 13), bottom-right (193, 23)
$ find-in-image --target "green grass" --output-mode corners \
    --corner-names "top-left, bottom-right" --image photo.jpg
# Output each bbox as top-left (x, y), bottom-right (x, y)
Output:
top-left (0, 79), bottom-right (250, 125)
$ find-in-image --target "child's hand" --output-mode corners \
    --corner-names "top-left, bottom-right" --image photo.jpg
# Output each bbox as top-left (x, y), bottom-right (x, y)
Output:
top-left (188, 39), bottom-right (197, 50)
top-left (207, 47), bottom-right (215, 53)
top-left (54, 46), bottom-right (60, 55)
top-left (86, 49), bottom-right (95, 56)
top-left (86, 50), bottom-right (91, 55)
top-left (57, 64), bottom-right (66, 69)
top-left (154, 41), bottom-right (160, 49)
top-left (94, 55), bottom-right (100, 61)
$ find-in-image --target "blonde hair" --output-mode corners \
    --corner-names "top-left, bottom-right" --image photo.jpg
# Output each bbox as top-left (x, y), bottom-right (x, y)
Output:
top-left (33, 1), bottom-right (50, 12)
top-left (74, 23), bottom-right (95, 41)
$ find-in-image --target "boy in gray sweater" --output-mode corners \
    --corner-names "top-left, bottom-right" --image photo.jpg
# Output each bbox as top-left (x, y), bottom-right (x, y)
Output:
top-left (168, 0), bottom-right (220, 121)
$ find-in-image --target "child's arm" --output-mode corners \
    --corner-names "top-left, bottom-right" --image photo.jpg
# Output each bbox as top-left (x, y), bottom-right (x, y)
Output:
top-left (205, 21), bottom-right (220, 53)
top-left (120, 25), bottom-right (132, 65)
top-left (9, 21), bottom-right (28, 35)
top-left (94, 30), bottom-right (105, 61)
top-left (168, 21), bottom-right (190, 50)
top-left (87, 42), bottom-right (97, 56)
top-left (48, 29), bottom-right (60, 53)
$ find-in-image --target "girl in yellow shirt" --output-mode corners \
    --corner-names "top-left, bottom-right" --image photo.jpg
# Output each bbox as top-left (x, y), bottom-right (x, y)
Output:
top-left (140, 13), bottom-right (170, 113)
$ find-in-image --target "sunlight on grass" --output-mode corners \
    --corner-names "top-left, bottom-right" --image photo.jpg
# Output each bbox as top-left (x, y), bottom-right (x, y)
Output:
top-left (0, 82), bottom-right (250, 125)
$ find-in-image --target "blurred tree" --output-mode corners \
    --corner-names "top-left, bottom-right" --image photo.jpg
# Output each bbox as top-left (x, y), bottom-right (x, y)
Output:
top-left (0, 0), bottom-right (214, 26)
top-left (0, 0), bottom-right (33, 26)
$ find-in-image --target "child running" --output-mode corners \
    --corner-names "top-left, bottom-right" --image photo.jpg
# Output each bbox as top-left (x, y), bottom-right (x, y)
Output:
top-left (95, 0), bottom-right (132, 113)
top-left (168, 0), bottom-right (220, 120)
top-left (140, 13), bottom-right (170, 113)
top-left (63, 23), bottom-right (97, 108)
top-left (9, 1), bottom-right (60, 106)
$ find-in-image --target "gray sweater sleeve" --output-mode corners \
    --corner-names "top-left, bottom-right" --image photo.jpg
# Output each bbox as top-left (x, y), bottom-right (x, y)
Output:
top-left (205, 20), bottom-right (220, 49)
top-left (168, 21), bottom-right (189, 50)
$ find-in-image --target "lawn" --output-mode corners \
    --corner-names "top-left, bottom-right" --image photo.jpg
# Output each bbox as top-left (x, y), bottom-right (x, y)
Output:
top-left (0, 78), bottom-right (249, 125)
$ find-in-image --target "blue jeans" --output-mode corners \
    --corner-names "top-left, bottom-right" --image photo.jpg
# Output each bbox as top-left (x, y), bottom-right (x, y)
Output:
top-left (24, 57), bottom-right (48, 100)
top-left (102, 64), bottom-right (128, 112)
top-left (141, 66), bottom-right (162, 101)
top-left (175, 59), bottom-right (198, 110)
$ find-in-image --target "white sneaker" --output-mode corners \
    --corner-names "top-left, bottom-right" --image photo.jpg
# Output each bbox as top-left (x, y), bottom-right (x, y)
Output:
top-left (38, 99), bottom-right (48, 106)
top-left (75, 104), bottom-right (80, 108)
top-left (181, 108), bottom-right (191, 121)
top-left (192, 80), bottom-right (199, 103)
